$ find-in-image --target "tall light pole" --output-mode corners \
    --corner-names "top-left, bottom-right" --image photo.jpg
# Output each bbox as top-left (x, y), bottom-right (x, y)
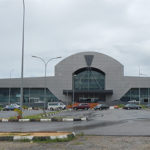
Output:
top-left (32, 56), bottom-right (61, 112)
top-left (20, 0), bottom-right (25, 114)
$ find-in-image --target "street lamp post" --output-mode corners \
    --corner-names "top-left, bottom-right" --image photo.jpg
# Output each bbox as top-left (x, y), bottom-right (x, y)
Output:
top-left (139, 88), bottom-right (141, 105)
top-left (32, 56), bottom-right (61, 112)
top-left (8, 69), bottom-right (14, 104)
top-left (72, 74), bottom-right (76, 105)
top-left (20, 0), bottom-right (25, 114)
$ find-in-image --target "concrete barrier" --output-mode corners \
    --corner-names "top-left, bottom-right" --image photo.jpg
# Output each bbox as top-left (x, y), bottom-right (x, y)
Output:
top-left (62, 118), bottom-right (74, 122)
top-left (40, 119), bottom-right (51, 122)
top-left (19, 119), bottom-right (30, 122)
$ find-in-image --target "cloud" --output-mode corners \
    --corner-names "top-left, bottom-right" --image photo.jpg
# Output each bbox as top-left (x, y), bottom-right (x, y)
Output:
top-left (0, 0), bottom-right (150, 78)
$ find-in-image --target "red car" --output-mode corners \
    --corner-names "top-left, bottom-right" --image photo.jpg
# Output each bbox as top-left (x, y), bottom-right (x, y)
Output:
top-left (73, 103), bottom-right (90, 110)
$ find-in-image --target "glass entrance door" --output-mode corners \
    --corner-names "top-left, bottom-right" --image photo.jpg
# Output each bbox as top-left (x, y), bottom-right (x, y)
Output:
top-left (74, 94), bottom-right (105, 103)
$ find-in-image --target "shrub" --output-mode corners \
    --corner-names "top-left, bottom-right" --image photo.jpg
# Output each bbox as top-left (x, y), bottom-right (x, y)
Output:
top-left (22, 105), bottom-right (28, 109)
top-left (51, 117), bottom-right (63, 122)
top-left (14, 108), bottom-right (23, 119)
top-left (140, 105), bottom-right (147, 109)
top-left (0, 106), bottom-right (3, 111)
top-left (117, 104), bottom-right (125, 108)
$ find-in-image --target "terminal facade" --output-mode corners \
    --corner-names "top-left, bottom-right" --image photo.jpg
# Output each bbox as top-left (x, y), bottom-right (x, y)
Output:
top-left (0, 51), bottom-right (150, 105)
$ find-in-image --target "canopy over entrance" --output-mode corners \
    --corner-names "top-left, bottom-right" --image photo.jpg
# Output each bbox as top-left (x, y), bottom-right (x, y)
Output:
top-left (63, 90), bottom-right (113, 95)
top-left (63, 90), bottom-right (113, 103)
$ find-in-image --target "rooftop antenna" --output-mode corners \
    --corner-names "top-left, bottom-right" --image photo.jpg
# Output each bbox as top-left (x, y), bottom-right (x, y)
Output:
top-left (139, 66), bottom-right (146, 77)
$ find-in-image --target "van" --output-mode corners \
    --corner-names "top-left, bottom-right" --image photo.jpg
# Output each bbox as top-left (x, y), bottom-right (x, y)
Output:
top-left (47, 102), bottom-right (66, 110)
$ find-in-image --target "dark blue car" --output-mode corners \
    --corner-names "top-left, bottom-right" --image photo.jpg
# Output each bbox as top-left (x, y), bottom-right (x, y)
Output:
top-left (94, 104), bottom-right (109, 110)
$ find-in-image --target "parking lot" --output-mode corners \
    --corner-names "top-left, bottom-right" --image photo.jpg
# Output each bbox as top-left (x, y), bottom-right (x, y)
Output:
top-left (1, 108), bottom-right (150, 136)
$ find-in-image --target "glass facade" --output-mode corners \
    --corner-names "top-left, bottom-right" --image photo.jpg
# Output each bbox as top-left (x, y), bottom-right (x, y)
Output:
top-left (74, 67), bottom-right (105, 91)
top-left (120, 88), bottom-right (150, 103)
top-left (0, 88), bottom-right (58, 104)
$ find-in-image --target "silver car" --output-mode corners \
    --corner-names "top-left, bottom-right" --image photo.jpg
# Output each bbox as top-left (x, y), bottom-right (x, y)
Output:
top-left (47, 102), bottom-right (66, 110)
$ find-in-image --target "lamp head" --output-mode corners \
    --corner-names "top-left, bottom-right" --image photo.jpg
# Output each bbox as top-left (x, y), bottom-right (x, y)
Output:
top-left (32, 56), bottom-right (37, 58)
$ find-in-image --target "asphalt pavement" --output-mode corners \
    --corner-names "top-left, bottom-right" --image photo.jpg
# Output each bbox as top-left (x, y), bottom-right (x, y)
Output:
top-left (1, 109), bottom-right (150, 135)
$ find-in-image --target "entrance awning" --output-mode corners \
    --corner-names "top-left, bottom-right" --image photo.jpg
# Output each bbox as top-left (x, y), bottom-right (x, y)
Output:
top-left (63, 90), bottom-right (113, 95)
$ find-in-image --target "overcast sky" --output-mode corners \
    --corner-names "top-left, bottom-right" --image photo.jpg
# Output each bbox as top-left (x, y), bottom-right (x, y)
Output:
top-left (1, 0), bottom-right (150, 78)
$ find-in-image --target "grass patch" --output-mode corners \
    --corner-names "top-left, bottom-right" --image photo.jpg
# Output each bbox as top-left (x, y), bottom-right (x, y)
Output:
top-left (23, 111), bottom-right (59, 119)
top-left (72, 141), bottom-right (84, 145)
top-left (4, 110), bottom-right (61, 120)
top-left (8, 116), bottom-right (17, 120)
top-left (23, 114), bottom-right (44, 119)
top-left (76, 132), bottom-right (84, 136)
top-left (7, 114), bottom-right (43, 120)
top-left (32, 134), bottom-right (75, 143)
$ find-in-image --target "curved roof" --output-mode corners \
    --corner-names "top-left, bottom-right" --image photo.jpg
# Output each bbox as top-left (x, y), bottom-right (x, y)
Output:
top-left (56, 51), bottom-right (123, 67)
top-left (54, 51), bottom-right (124, 79)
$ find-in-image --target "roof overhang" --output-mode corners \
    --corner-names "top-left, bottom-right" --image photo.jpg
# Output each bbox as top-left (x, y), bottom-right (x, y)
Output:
top-left (63, 90), bottom-right (113, 95)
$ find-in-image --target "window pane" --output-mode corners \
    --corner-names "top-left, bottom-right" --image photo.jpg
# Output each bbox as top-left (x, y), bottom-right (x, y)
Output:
top-left (74, 68), bottom-right (105, 91)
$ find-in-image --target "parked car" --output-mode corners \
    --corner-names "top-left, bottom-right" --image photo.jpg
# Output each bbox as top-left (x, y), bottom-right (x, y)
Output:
top-left (73, 103), bottom-right (90, 110)
top-left (94, 104), bottom-right (109, 110)
top-left (3, 104), bottom-right (20, 111)
top-left (47, 102), bottom-right (66, 110)
top-left (123, 104), bottom-right (142, 110)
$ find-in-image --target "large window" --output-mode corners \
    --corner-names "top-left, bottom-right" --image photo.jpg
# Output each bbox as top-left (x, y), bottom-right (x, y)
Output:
top-left (120, 88), bottom-right (150, 102)
top-left (0, 88), bottom-right (58, 104)
top-left (73, 67), bottom-right (105, 91)
top-left (0, 88), bottom-right (9, 103)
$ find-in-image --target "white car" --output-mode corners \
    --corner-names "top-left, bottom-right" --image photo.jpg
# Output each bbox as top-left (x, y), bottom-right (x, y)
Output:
top-left (47, 102), bottom-right (66, 110)
top-left (11, 104), bottom-right (20, 108)
top-left (3, 103), bottom-right (20, 111)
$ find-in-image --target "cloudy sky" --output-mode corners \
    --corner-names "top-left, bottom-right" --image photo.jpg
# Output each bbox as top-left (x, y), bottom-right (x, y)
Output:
top-left (0, 0), bottom-right (150, 78)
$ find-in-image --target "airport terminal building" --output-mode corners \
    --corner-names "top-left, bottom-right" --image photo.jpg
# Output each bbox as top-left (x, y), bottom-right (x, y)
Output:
top-left (0, 51), bottom-right (150, 105)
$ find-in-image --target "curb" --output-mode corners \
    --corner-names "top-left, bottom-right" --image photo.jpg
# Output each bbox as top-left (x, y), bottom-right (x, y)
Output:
top-left (41, 109), bottom-right (68, 118)
top-left (0, 117), bottom-right (87, 122)
top-left (0, 132), bottom-right (75, 141)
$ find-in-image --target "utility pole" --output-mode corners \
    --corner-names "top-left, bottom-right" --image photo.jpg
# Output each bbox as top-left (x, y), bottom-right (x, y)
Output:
top-left (20, 0), bottom-right (25, 115)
